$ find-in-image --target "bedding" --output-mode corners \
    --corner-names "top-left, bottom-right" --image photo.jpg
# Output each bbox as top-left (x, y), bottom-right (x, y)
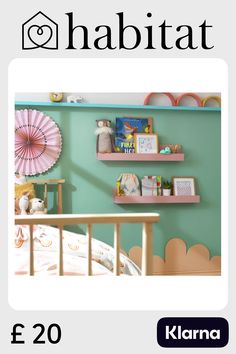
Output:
top-left (14, 225), bottom-right (141, 276)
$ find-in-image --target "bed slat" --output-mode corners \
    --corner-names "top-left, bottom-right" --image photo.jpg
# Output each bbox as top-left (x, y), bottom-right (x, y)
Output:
top-left (29, 225), bottom-right (34, 276)
top-left (87, 224), bottom-right (92, 276)
top-left (114, 224), bottom-right (121, 276)
top-left (44, 183), bottom-right (48, 209)
top-left (58, 183), bottom-right (63, 214)
top-left (59, 226), bottom-right (64, 275)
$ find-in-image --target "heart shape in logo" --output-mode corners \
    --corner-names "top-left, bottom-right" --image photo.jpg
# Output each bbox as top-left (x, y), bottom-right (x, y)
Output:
top-left (27, 25), bottom-right (53, 48)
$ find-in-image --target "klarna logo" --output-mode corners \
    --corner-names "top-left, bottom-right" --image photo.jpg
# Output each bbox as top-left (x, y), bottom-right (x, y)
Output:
top-left (157, 317), bottom-right (229, 348)
top-left (165, 325), bottom-right (220, 340)
top-left (22, 11), bottom-right (214, 51)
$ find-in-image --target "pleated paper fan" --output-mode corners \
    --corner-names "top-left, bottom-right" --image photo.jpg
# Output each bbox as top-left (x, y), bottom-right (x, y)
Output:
top-left (15, 109), bottom-right (62, 176)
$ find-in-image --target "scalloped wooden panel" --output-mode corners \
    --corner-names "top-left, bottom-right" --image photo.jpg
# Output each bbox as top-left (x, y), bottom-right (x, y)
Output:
top-left (128, 238), bottom-right (221, 276)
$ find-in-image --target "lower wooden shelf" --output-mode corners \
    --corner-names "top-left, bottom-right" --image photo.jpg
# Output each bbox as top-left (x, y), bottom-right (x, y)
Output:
top-left (113, 194), bottom-right (200, 204)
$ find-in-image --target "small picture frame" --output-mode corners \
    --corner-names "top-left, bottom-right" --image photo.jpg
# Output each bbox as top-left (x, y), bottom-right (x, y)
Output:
top-left (134, 133), bottom-right (158, 154)
top-left (172, 176), bottom-right (196, 196)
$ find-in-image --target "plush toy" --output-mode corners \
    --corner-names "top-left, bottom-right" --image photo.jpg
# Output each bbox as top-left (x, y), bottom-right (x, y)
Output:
top-left (15, 191), bottom-right (30, 215)
top-left (67, 95), bottom-right (83, 103)
top-left (160, 147), bottom-right (172, 154)
top-left (95, 119), bottom-right (114, 153)
top-left (18, 194), bottom-right (29, 215)
top-left (29, 198), bottom-right (46, 214)
top-left (15, 174), bottom-right (27, 185)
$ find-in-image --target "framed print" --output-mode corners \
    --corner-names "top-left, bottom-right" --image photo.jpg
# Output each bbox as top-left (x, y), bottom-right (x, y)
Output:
top-left (134, 133), bottom-right (158, 154)
top-left (172, 176), bottom-right (196, 196)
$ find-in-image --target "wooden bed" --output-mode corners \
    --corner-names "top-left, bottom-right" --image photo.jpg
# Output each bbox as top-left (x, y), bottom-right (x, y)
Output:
top-left (15, 179), bottom-right (160, 276)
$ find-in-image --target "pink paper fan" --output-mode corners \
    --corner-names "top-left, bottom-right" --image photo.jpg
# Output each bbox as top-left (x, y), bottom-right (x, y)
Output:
top-left (15, 109), bottom-right (62, 176)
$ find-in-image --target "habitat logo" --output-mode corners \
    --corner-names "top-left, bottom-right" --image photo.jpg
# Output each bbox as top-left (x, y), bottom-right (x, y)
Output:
top-left (22, 11), bottom-right (214, 51)
top-left (22, 11), bottom-right (58, 50)
top-left (157, 317), bottom-right (229, 348)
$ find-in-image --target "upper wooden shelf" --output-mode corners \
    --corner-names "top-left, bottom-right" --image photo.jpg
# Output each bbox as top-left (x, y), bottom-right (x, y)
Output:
top-left (15, 101), bottom-right (221, 112)
top-left (97, 153), bottom-right (184, 161)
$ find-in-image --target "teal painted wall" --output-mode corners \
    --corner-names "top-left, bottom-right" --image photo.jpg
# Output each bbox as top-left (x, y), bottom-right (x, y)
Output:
top-left (17, 105), bottom-right (221, 258)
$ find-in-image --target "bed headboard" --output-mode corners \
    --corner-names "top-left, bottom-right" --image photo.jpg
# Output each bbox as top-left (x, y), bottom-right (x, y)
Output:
top-left (30, 179), bottom-right (65, 214)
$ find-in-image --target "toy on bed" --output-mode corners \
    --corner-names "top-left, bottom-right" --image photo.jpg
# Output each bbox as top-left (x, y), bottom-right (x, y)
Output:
top-left (14, 174), bottom-right (47, 215)
top-left (29, 198), bottom-right (47, 214)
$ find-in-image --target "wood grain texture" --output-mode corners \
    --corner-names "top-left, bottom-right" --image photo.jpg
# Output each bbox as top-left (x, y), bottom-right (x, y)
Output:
top-left (15, 213), bottom-right (160, 225)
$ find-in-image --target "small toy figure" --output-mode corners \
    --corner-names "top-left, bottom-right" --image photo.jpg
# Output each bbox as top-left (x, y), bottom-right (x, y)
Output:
top-left (49, 93), bottom-right (64, 102)
top-left (29, 198), bottom-right (46, 214)
top-left (160, 147), bottom-right (171, 154)
top-left (95, 119), bottom-right (114, 153)
top-left (67, 95), bottom-right (83, 103)
top-left (18, 194), bottom-right (29, 215)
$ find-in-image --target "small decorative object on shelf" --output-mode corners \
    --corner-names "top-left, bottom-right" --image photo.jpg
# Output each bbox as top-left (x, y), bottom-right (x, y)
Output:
top-left (157, 176), bottom-right (162, 196)
top-left (159, 144), bottom-right (182, 153)
top-left (115, 117), bottom-right (152, 153)
top-left (141, 176), bottom-right (158, 196)
top-left (116, 173), bottom-right (141, 196)
top-left (160, 146), bottom-right (171, 154)
top-left (176, 93), bottom-right (202, 107)
top-left (172, 176), bottom-right (196, 196)
top-left (67, 94), bottom-right (84, 103)
top-left (95, 119), bottom-right (114, 153)
top-left (49, 92), bottom-right (64, 102)
top-left (144, 92), bottom-right (176, 106)
top-left (162, 179), bottom-right (172, 196)
top-left (134, 133), bottom-right (158, 154)
top-left (202, 96), bottom-right (221, 107)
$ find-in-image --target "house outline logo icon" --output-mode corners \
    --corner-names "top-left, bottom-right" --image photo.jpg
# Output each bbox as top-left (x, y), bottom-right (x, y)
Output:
top-left (22, 11), bottom-right (58, 50)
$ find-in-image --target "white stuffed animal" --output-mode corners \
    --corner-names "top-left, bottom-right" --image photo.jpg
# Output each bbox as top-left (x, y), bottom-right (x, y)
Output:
top-left (67, 94), bottom-right (83, 103)
top-left (19, 195), bottom-right (29, 215)
top-left (29, 198), bottom-right (46, 214)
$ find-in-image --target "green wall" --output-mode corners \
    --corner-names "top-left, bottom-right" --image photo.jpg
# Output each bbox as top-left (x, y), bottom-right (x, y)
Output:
top-left (17, 105), bottom-right (221, 258)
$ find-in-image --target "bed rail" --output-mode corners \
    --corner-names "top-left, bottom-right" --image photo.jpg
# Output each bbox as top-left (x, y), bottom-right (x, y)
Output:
top-left (15, 213), bottom-right (160, 276)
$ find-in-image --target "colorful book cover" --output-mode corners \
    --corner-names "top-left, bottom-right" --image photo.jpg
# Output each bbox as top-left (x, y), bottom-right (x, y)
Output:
top-left (115, 117), bottom-right (152, 153)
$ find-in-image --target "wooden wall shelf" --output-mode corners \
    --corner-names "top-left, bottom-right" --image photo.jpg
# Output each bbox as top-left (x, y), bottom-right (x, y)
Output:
top-left (15, 101), bottom-right (221, 112)
top-left (97, 153), bottom-right (184, 161)
top-left (113, 194), bottom-right (200, 204)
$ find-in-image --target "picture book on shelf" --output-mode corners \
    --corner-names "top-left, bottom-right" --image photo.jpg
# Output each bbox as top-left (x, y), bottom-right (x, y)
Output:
top-left (115, 117), bottom-right (153, 153)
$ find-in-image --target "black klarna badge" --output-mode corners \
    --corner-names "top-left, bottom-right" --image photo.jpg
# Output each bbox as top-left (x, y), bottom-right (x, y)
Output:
top-left (157, 317), bottom-right (229, 348)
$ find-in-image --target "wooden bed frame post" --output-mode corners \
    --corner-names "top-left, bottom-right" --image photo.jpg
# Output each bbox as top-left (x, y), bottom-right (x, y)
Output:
top-left (29, 225), bottom-right (34, 276)
top-left (141, 222), bottom-right (153, 276)
top-left (114, 224), bottom-right (121, 276)
top-left (58, 183), bottom-right (63, 214)
top-left (44, 183), bottom-right (48, 209)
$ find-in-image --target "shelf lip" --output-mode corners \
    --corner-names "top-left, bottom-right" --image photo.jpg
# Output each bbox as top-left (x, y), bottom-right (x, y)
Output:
top-left (97, 153), bottom-right (184, 161)
top-left (15, 101), bottom-right (221, 112)
top-left (113, 195), bottom-right (200, 204)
